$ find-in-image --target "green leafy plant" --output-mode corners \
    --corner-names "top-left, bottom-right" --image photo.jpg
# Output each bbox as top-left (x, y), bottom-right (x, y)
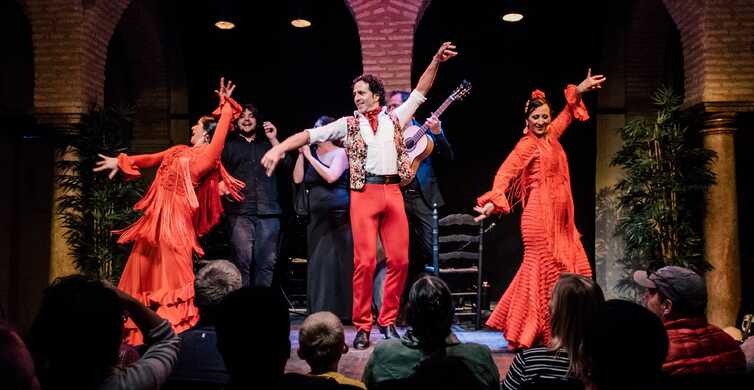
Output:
top-left (55, 106), bottom-right (144, 282)
top-left (611, 86), bottom-right (716, 291)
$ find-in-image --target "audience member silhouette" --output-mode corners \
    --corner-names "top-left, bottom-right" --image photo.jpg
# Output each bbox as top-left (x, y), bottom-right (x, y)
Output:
top-left (590, 299), bottom-right (668, 390)
top-left (215, 287), bottom-right (342, 389)
top-left (362, 275), bottom-right (500, 389)
top-left (503, 273), bottom-right (604, 390)
top-left (165, 260), bottom-right (242, 389)
top-left (0, 319), bottom-right (40, 390)
top-left (26, 274), bottom-right (180, 390)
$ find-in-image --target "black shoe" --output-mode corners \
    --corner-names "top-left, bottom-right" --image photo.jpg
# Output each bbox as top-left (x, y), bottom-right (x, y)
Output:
top-left (353, 330), bottom-right (370, 350)
top-left (378, 324), bottom-right (401, 339)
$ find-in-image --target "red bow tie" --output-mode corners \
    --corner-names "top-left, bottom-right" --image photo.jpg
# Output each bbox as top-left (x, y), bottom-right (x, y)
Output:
top-left (364, 107), bottom-right (381, 134)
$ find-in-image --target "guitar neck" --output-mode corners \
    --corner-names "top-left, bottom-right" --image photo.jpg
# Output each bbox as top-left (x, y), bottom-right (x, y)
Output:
top-left (415, 97), bottom-right (455, 138)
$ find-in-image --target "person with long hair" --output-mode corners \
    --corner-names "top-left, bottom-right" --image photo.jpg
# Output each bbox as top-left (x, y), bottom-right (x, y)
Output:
top-left (362, 275), bottom-right (499, 390)
top-left (474, 70), bottom-right (606, 350)
top-left (94, 78), bottom-right (244, 344)
top-left (293, 116), bottom-right (353, 321)
top-left (502, 273), bottom-right (605, 390)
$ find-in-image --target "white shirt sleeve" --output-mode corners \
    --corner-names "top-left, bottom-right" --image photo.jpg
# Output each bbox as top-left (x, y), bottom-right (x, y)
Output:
top-left (393, 90), bottom-right (427, 129)
top-left (307, 116), bottom-right (349, 144)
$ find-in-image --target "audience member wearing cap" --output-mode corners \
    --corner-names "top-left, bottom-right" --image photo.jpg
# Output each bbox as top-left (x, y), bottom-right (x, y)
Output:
top-left (634, 266), bottom-right (746, 376)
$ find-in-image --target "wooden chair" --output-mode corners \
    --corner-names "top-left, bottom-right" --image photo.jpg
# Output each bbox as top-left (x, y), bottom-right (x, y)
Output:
top-left (426, 210), bottom-right (486, 329)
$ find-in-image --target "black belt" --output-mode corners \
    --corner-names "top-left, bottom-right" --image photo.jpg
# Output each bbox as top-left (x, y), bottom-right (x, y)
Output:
top-left (365, 174), bottom-right (400, 184)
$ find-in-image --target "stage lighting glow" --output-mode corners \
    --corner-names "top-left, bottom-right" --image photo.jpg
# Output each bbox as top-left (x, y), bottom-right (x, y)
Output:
top-left (502, 13), bottom-right (524, 22)
top-left (291, 18), bottom-right (311, 28)
top-left (215, 20), bottom-right (235, 30)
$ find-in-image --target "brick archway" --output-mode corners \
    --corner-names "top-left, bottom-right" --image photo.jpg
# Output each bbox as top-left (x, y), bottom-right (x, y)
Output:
top-left (344, 0), bottom-right (433, 92)
top-left (662, 0), bottom-right (754, 107)
top-left (27, 0), bottom-right (132, 120)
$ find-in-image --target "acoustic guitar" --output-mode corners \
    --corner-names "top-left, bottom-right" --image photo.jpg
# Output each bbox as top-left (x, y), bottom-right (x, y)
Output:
top-left (401, 80), bottom-right (472, 186)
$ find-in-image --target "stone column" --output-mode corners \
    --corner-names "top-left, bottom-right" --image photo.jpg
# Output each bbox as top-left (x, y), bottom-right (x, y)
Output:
top-left (700, 110), bottom-right (741, 330)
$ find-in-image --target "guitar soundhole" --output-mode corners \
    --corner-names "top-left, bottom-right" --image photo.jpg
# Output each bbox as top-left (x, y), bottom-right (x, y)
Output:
top-left (405, 139), bottom-right (415, 149)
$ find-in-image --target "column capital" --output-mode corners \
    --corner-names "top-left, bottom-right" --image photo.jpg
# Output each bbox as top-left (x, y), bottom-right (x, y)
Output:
top-left (688, 102), bottom-right (752, 136)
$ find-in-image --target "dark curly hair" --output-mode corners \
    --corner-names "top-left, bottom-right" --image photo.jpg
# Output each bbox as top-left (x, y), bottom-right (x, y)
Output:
top-left (352, 74), bottom-right (386, 106)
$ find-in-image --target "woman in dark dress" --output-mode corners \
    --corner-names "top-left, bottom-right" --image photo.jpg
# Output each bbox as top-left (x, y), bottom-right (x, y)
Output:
top-left (293, 116), bottom-right (353, 321)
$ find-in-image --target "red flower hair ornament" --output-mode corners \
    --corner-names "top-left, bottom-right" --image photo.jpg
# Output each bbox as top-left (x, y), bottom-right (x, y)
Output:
top-left (524, 89), bottom-right (547, 115)
top-left (523, 89), bottom-right (548, 134)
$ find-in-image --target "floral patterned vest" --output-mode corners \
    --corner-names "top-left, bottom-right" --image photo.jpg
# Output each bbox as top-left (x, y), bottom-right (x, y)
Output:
top-left (344, 113), bottom-right (411, 190)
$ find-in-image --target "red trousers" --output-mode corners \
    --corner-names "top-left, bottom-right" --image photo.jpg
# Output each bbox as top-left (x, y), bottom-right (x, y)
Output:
top-left (350, 183), bottom-right (409, 332)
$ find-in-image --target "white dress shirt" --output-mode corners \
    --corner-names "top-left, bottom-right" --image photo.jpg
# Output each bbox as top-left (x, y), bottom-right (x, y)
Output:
top-left (308, 90), bottom-right (426, 175)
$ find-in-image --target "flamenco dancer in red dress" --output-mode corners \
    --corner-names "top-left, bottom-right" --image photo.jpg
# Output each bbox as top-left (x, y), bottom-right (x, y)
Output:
top-left (474, 69), bottom-right (606, 351)
top-left (94, 78), bottom-right (244, 344)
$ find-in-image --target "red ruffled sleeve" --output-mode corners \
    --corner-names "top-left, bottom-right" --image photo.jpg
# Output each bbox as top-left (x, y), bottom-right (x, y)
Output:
top-left (117, 153), bottom-right (142, 180)
top-left (211, 96), bottom-right (243, 121)
top-left (116, 148), bottom-right (172, 180)
top-left (476, 136), bottom-right (539, 214)
top-left (549, 84), bottom-right (589, 140)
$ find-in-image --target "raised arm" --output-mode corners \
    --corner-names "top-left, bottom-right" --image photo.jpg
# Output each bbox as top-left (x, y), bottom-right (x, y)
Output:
top-left (393, 42), bottom-right (457, 128)
top-left (415, 42), bottom-right (457, 97)
top-left (550, 68), bottom-right (606, 140)
top-left (191, 78), bottom-right (242, 180)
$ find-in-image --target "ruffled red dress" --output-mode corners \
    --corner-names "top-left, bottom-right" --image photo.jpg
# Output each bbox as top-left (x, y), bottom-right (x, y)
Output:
top-left (477, 85), bottom-right (593, 351)
top-left (115, 98), bottom-right (243, 345)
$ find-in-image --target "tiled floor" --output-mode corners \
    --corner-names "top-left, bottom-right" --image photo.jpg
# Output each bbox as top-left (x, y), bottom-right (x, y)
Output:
top-left (285, 324), bottom-right (515, 380)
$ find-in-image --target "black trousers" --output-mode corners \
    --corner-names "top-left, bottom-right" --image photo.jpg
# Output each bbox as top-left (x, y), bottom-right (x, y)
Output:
top-left (226, 214), bottom-right (281, 288)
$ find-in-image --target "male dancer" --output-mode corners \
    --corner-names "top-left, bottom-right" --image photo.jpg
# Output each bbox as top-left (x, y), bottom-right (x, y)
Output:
top-left (262, 42), bottom-right (458, 349)
top-left (221, 104), bottom-right (290, 287)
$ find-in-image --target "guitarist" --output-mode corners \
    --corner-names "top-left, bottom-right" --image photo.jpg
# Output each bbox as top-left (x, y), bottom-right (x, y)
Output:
top-left (375, 90), bottom-right (454, 322)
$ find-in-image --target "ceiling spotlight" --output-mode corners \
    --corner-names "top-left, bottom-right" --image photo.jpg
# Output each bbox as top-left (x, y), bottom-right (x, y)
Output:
top-left (502, 13), bottom-right (524, 23)
top-left (291, 18), bottom-right (311, 28)
top-left (215, 20), bottom-right (235, 30)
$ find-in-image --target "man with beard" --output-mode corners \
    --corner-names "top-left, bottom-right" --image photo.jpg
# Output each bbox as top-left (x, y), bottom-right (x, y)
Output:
top-left (221, 104), bottom-right (290, 287)
top-left (261, 42), bottom-right (458, 349)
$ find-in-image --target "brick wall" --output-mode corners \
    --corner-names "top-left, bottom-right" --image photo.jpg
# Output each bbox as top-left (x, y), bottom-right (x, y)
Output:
top-left (28, 0), bottom-right (131, 121)
top-left (663, 0), bottom-right (754, 107)
top-left (345, 0), bottom-right (432, 92)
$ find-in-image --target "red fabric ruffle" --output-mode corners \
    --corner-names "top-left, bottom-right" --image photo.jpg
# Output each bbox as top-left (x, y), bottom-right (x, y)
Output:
top-left (211, 96), bottom-right (242, 122)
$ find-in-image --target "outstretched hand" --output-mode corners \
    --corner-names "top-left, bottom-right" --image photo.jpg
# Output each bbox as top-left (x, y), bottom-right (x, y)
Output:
top-left (473, 203), bottom-right (495, 222)
top-left (261, 146), bottom-right (284, 176)
top-left (93, 153), bottom-right (119, 179)
top-left (434, 42), bottom-right (458, 63)
top-left (214, 77), bottom-right (236, 103)
top-left (576, 68), bottom-right (606, 94)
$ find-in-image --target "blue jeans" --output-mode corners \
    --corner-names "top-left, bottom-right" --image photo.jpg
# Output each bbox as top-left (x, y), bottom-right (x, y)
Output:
top-left (226, 215), bottom-right (281, 287)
